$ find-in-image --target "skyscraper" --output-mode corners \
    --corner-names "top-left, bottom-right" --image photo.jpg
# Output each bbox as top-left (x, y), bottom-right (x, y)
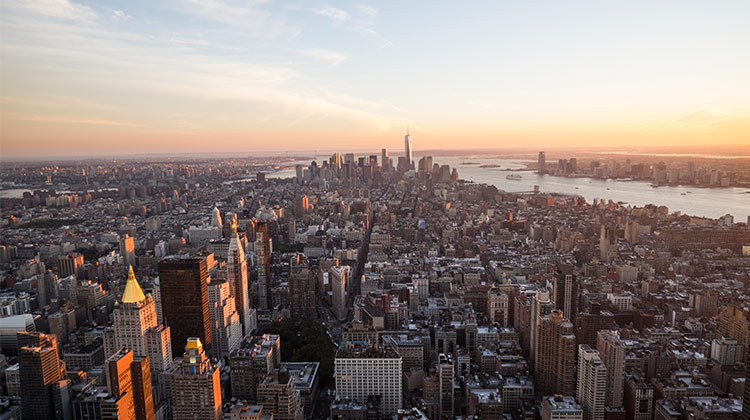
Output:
top-left (104, 349), bottom-right (136, 420)
top-left (553, 264), bottom-right (578, 322)
top-left (576, 345), bottom-right (607, 420)
top-left (381, 148), bottom-right (389, 170)
top-left (255, 222), bottom-right (272, 311)
top-left (228, 233), bottom-right (255, 335)
top-left (404, 127), bottom-right (413, 170)
top-left (288, 254), bottom-right (315, 319)
top-left (170, 338), bottom-right (222, 420)
top-left (19, 336), bottom-right (69, 420)
top-left (57, 252), bottom-right (84, 279)
top-left (576, 302), bottom-right (615, 348)
top-left (597, 330), bottom-right (625, 408)
top-left (130, 356), bottom-right (155, 420)
top-left (534, 310), bottom-right (576, 396)
top-left (158, 258), bottom-right (212, 356)
top-left (108, 266), bottom-right (172, 372)
top-left (538, 151), bottom-right (546, 175)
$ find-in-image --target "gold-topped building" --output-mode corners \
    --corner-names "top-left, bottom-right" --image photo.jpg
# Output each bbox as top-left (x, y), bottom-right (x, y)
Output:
top-left (105, 267), bottom-right (172, 372)
top-left (171, 338), bottom-right (222, 420)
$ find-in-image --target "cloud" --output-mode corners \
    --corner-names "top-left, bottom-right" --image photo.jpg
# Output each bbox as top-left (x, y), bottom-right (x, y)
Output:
top-left (299, 48), bottom-right (348, 66)
top-left (358, 4), bottom-right (378, 18)
top-left (315, 6), bottom-right (349, 21)
top-left (4, 0), bottom-right (96, 21)
top-left (4, 113), bottom-right (144, 127)
top-left (113, 10), bottom-right (131, 19)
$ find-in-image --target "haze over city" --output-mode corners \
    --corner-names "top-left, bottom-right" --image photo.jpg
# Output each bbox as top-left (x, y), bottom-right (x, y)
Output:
top-left (2, 0), bottom-right (750, 158)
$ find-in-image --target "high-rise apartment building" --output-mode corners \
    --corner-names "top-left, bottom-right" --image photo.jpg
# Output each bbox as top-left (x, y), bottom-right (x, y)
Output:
top-left (334, 344), bottom-right (403, 416)
top-left (158, 258), bottom-right (212, 356)
top-left (170, 338), bottom-right (222, 420)
top-left (576, 345), bottom-right (607, 420)
top-left (530, 288), bottom-right (554, 365)
top-left (534, 310), bottom-right (576, 396)
top-left (207, 280), bottom-right (243, 359)
top-left (289, 254), bottom-right (316, 319)
top-left (596, 330), bottom-right (625, 409)
top-left (107, 266), bottom-right (172, 371)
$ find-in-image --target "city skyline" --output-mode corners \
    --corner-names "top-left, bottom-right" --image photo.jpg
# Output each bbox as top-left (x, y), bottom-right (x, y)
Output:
top-left (2, 0), bottom-right (750, 158)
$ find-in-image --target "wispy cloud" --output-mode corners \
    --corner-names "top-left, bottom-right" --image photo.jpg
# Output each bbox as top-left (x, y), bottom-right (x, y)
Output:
top-left (3, 0), bottom-right (96, 21)
top-left (4, 113), bottom-right (145, 127)
top-left (299, 48), bottom-right (348, 66)
top-left (315, 6), bottom-right (349, 21)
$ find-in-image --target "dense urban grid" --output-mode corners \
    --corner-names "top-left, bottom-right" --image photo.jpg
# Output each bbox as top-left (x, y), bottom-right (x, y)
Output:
top-left (1, 136), bottom-right (749, 420)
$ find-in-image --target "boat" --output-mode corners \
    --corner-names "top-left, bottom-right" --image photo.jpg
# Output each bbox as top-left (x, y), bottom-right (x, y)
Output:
top-left (506, 174), bottom-right (522, 180)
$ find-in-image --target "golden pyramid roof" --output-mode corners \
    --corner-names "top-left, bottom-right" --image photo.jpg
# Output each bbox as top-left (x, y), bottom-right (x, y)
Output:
top-left (122, 266), bottom-right (146, 303)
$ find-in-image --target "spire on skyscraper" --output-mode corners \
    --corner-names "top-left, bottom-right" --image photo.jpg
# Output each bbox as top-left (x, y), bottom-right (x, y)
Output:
top-left (122, 265), bottom-right (146, 303)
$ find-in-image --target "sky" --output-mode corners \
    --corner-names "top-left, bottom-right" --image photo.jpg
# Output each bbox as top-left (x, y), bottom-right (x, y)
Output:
top-left (1, 0), bottom-right (749, 158)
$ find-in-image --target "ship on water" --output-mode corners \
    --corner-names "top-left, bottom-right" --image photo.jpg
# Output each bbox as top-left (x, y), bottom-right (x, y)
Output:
top-left (506, 174), bottom-right (522, 180)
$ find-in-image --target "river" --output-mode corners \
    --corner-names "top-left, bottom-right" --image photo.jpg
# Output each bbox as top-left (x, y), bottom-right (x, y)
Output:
top-left (438, 156), bottom-right (750, 222)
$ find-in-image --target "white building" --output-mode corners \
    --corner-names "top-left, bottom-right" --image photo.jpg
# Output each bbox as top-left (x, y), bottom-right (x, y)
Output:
top-left (334, 344), bottom-right (402, 416)
top-left (330, 266), bottom-right (350, 321)
top-left (576, 345), bottom-right (607, 420)
top-left (208, 280), bottom-right (243, 359)
top-left (106, 267), bottom-right (172, 371)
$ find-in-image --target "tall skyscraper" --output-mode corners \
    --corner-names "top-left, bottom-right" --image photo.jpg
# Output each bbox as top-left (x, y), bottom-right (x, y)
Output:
top-left (623, 373), bottom-right (653, 420)
top-left (207, 280), bottom-right (243, 359)
top-left (158, 258), bottom-right (212, 356)
top-left (228, 233), bottom-right (255, 335)
top-left (210, 207), bottom-right (222, 227)
top-left (381, 148), bottom-right (389, 170)
top-left (553, 264), bottom-right (578, 322)
top-left (108, 266), bottom-right (172, 372)
top-left (530, 288), bottom-right (554, 364)
top-left (288, 254), bottom-right (315, 319)
top-left (170, 338), bottom-right (222, 420)
top-left (534, 310), bottom-right (576, 396)
top-left (19, 335), bottom-right (70, 420)
top-left (255, 222), bottom-right (272, 311)
top-left (576, 345), bottom-right (607, 420)
top-left (404, 127), bottom-right (413, 170)
top-left (597, 330), bottom-right (625, 408)
top-left (104, 349), bottom-right (136, 420)
top-left (334, 343), bottom-right (403, 416)
top-left (120, 234), bottom-right (136, 268)
top-left (538, 151), bottom-right (546, 175)
top-left (130, 356), bottom-right (155, 420)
